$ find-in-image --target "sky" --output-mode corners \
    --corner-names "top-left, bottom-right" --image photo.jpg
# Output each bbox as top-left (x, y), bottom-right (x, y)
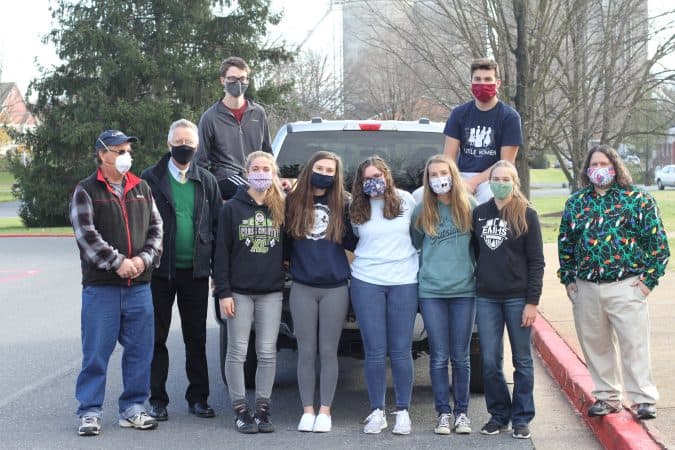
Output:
top-left (0, 1), bottom-right (672, 98)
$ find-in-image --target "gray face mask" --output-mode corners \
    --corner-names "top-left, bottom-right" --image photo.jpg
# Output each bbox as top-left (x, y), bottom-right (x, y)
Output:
top-left (225, 80), bottom-right (248, 98)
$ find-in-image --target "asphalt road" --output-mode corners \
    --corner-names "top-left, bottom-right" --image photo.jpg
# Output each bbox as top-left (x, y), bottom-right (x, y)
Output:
top-left (0, 201), bottom-right (19, 218)
top-left (0, 237), bottom-right (600, 449)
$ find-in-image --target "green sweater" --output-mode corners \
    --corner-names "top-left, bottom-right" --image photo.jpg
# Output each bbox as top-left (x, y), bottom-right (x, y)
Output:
top-left (558, 183), bottom-right (670, 289)
top-left (410, 201), bottom-right (475, 299)
top-left (169, 176), bottom-right (195, 269)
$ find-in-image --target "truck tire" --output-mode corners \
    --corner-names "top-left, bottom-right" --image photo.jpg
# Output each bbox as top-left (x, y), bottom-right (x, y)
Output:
top-left (469, 332), bottom-right (485, 393)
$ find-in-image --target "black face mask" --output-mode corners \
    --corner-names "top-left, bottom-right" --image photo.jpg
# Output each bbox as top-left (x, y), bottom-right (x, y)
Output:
top-left (311, 172), bottom-right (335, 189)
top-left (225, 80), bottom-right (249, 98)
top-left (171, 145), bottom-right (195, 165)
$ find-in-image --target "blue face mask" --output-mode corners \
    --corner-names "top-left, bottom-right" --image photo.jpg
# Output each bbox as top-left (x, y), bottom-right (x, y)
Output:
top-left (363, 177), bottom-right (386, 197)
top-left (310, 172), bottom-right (334, 189)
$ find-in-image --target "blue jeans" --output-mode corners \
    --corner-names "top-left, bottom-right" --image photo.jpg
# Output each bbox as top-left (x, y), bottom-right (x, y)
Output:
top-left (350, 277), bottom-right (418, 410)
top-left (76, 283), bottom-right (154, 419)
top-left (420, 297), bottom-right (476, 415)
top-left (475, 297), bottom-right (534, 426)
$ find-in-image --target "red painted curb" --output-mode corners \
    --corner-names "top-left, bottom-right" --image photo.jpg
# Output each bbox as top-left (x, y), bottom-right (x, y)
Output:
top-left (532, 312), bottom-right (662, 450)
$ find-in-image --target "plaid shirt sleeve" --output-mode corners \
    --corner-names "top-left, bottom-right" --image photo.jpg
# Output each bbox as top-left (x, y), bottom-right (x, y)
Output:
top-left (70, 185), bottom-right (125, 271)
top-left (137, 195), bottom-right (163, 270)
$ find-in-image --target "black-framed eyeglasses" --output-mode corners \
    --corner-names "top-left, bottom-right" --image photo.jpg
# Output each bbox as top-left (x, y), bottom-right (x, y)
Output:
top-left (107, 148), bottom-right (132, 155)
top-left (225, 76), bottom-right (249, 83)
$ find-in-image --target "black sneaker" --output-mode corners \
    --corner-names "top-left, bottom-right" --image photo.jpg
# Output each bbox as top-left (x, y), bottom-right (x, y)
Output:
top-left (254, 398), bottom-right (274, 433)
top-left (635, 403), bottom-right (657, 420)
top-left (480, 420), bottom-right (510, 435)
top-left (587, 400), bottom-right (620, 417)
top-left (233, 402), bottom-right (258, 434)
top-left (512, 424), bottom-right (531, 439)
top-left (149, 403), bottom-right (168, 421)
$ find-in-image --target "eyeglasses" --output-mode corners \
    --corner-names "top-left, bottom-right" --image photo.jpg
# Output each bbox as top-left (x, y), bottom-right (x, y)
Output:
top-left (98, 138), bottom-right (132, 155)
top-left (171, 139), bottom-right (196, 147)
top-left (225, 76), bottom-right (249, 83)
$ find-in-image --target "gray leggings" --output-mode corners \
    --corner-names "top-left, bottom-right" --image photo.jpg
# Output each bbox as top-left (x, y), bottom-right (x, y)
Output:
top-left (225, 291), bottom-right (283, 403)
top-left (290, 282), bottom-right (349, 408)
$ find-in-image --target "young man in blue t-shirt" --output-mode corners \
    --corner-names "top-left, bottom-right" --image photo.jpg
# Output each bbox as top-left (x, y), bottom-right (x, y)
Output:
top-left (443, 58), bottom-right (523, 203)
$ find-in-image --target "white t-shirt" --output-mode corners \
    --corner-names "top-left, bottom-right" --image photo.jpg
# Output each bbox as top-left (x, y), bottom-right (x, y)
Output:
top-left (351, 189), bottom-right (418, 285)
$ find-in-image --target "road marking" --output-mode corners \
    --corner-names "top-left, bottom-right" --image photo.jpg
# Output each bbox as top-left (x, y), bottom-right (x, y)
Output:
top-left (0, 270), bottom-right (40, 284)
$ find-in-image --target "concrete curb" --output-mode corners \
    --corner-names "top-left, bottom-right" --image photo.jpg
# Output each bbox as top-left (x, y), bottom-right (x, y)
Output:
top-left (0, 234), bottom-right (72, 238)
top-left (532, 312), bottom-right (663, 450)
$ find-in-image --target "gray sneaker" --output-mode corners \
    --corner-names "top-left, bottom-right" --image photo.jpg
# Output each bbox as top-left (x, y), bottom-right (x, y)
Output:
top-left (454, 413), bottom-right (471, 434)
top-left (119, 411), bottom-right (158, 430)
top-left (434, 413), bottom-right (452, 435)
top-left (78, 415), bottom-right (101, 436)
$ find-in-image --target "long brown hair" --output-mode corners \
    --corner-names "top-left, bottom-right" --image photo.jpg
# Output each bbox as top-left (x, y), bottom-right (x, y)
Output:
top-left (349, 156), bottom-right (401, 225)
top-left (244, 151), bottom-right (285, 226)
top-left (580, 144), bottom-right (633, 188)
top-left (490, 160), bottom-right (529, 238)
top-left (415, 154), bottom-right (472, 235)
top-left (285, 151), bottom-right (346, 242)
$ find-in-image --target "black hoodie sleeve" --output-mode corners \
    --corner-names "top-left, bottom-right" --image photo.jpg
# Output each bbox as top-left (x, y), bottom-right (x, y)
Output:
top-left (213, 203), bottom-right (233, 299)
top-left (471, 207), bottom-right (481, 261)
top-left (525, 207), bottom-right (545, 305)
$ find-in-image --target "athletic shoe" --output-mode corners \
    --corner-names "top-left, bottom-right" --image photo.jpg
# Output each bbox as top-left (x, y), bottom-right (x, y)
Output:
top-left (297, 413), bottom-right (315, 432)
top-left (391, 409), bottom-right (411, 435)
top-left (481, 420), bottom-right (511, 435)
top-left (118, 412), bottom-right (158, 430)
top-left (434, 413), bottom-right (452, 435)
top-left (313, 413), bottom-right (332, 432)
top-left (512, 424), bottom-right (531, 439)
top-left (78, 415), bottom-right (101, 436)
top-left (233, 404), bottom-right (258, 434)
top-left (635, 403), bottom-right (657, 420)
top-left (587, 400), bottom-right (620, 417)
top-left (454, 413), bottom-right (471, 434)
top-left (363, 408), bottom-right (387, 434)
top-left (254, 398), bottom-right (274, 433)
top-left (148, 403), bottom-right (168, 421)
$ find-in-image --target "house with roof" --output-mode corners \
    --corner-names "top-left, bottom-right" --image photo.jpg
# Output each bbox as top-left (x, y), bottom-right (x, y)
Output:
top-left (0, 82), bottom-right (38, 156)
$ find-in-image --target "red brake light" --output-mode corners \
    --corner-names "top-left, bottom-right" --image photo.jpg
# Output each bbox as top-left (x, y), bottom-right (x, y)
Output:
top-left (358, 123), bottom-right (382, 131)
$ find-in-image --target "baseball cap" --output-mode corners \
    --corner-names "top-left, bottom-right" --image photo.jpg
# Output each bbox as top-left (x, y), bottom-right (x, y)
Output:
top-left (95, 130), bottom-right (139, 151)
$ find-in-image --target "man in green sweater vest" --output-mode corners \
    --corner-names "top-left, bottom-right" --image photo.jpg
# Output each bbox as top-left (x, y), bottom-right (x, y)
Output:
top-left (141, 119), bottom-right (222, 422)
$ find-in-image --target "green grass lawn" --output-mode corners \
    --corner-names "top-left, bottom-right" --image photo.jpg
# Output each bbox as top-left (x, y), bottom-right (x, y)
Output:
top-left (0, 170), bottom-right (14, 202)
top-left (0, 217), bottom-right (72, 235)
top-left (530, 168), bottom-right (569, 186)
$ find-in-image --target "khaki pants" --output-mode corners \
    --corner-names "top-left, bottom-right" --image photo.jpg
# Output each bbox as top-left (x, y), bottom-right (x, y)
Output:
top-left (571, 276), bottom-right (658, 405)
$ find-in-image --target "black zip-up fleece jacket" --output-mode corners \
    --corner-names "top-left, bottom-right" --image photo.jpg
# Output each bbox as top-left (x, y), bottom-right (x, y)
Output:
top-left (213, 188), bottom-right (285, 299)
top-left (195, 98), bottom-right (272, 182)
top-left (141, 152), bottom-right (222, 279)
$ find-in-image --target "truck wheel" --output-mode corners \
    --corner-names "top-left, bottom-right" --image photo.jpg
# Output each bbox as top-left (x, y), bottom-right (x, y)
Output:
top-left (469, 332), bottom-right (485, 393)
top-left (657, 179), bottom-right (664, 190)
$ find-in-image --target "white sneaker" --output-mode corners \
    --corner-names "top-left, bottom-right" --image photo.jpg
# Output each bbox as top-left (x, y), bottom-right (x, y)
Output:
top-left (392, 409), bottom-right (411, 435)
top-left (119, 411), bottom-right (158, 430)
top-left (313, 413), bottom-right (332, 432)
top-left (78, 415), bottom-right (101, 436)
top-left (434, 412), bottom-right (452, 435)
top-left (454, 413), bottom-right (471, 434)
top-left (297, 413), bottom-right (315, 432)
top-left (363, 408), bottom-right (387, 434)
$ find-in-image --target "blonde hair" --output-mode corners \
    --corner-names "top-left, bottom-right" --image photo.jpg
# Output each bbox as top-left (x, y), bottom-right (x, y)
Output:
top-left (245, 151), bottom-right (285, 226)
top-left (490, 160), bottom-right (529, 237)
top-left (415, 154), bottom-right (472, 235)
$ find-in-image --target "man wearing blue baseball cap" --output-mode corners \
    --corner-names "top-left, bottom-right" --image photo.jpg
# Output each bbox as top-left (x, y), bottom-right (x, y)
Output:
top-left (70, 129), bottom-right (164, 436)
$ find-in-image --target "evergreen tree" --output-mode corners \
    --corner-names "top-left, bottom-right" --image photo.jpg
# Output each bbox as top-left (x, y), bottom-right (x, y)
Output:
top-left (9, 0), bottom-right (291, 226)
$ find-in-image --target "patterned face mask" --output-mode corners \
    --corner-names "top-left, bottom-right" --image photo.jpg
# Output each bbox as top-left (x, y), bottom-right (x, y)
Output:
top-left (362, 177), bottom-right (386, 197)
top-left (587, 166), bottom-right (615, 187)
top-left (429, 176), bottom-right (452, 195)
top-left (247, 171), bottom-right (274, 192)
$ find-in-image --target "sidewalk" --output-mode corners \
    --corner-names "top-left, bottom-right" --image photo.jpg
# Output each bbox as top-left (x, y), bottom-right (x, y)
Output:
top-left (535, 242), bottom-right (674, 449)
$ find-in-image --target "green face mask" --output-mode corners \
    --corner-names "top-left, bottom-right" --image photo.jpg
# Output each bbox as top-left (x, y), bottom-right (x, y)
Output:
top-left (490, 181), bottom-right (513, 200)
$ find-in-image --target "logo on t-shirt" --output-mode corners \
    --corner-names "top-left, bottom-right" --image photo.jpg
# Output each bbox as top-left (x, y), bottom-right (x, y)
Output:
top-left (464, 126), bottom-right (496, 158)
top-left (480, 217), bottom-right (509, 250)
top-left (239, 210), bottom-right (280, 253)
top-left (307, 203), bottom-right (330, 240)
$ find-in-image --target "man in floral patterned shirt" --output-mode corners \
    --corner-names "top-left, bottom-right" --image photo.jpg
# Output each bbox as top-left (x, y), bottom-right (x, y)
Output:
top-left (558, 145), bottom-right (669, 421)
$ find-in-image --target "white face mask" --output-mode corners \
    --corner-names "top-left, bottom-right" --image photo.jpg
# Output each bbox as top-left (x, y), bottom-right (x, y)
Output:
top-left (114, 152), bottom-right (132, 175)
top-left (429, 176), bottom-right (452, 195)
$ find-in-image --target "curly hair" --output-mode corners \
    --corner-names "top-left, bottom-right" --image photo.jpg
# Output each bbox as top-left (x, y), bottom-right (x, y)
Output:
top-left (349, 156), bottom-right (402, 225)
top-left (580, 145), bottom-right (633, 188)
top-left (285, 150), bottom-right (346, 243)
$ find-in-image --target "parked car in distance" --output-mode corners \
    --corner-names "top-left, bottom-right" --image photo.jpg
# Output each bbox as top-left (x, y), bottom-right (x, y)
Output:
top-left (655, 164), bottom-right (675, 190)
top-left (213, 118), bottom-right (485, 393)
top-left (624, 154), bottom-right (640, 165)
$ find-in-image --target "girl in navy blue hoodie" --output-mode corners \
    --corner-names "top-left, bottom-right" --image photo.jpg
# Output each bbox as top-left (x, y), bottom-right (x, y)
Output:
top-left (284, 151), bottom-right (356, 433)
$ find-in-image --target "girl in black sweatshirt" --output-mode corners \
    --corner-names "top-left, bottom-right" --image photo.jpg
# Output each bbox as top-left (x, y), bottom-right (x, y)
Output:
top-left (214, 151), bottom-right (285, 434)
top-left (284, 151), bottom-right (356, 433)
top-left (471, 161), bottom-right (544, 440)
